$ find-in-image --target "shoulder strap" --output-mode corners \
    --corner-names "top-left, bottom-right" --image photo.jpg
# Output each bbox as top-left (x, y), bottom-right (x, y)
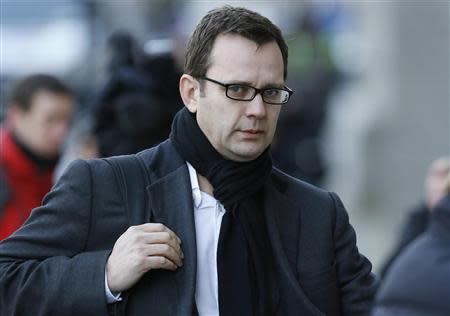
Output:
top-left (103, 155), bottom-right (151, 226)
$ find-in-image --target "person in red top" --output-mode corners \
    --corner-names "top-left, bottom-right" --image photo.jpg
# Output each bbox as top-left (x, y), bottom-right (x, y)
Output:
top-left (0, 74), bottom-right (74, 240)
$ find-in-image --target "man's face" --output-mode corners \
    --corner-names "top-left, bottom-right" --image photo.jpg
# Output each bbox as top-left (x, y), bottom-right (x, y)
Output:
top-left (425, 157), bottom-right (450, 209)
top-left (11, 90), bottom-right (74, 159)
top-left (191, 34), bottom-right (284, 162)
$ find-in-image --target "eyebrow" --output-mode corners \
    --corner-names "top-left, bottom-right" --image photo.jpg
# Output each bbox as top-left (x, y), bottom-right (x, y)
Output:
top-left (225, 80), bottom-right (285, 89)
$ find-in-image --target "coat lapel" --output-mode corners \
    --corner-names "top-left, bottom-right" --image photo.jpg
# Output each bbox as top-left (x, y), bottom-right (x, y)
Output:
top-left (146, 164), bottom-right (197, 315)
top-left (263, 176), bottom-right (325, 316)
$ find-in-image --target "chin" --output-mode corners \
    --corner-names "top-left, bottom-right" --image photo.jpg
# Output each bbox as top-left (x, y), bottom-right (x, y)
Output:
top-left (229, 146), bottom-right (266, 161)
top-left (42, 149), bottom-right (60, 159)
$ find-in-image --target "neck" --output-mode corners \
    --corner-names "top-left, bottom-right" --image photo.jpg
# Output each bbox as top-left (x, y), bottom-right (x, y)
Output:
top-left (11, 132), bottom-right (59, 170)
top-left (197, 173), bottom-right (215, 196)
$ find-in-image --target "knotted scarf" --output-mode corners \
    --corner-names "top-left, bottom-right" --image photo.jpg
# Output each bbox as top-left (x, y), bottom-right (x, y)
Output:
top-left (170, 107), bottom-right (278, 315)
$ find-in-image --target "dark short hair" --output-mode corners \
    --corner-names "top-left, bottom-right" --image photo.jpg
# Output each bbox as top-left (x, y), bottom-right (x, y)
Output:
top-left (185, 6), bottom-right (288, 80)
top-left (8, 74), bottom-right (72, 111)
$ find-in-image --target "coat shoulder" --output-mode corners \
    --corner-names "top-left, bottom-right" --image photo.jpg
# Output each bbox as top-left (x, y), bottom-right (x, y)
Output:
top-left (78, 140), bottom-right (171, 180)
top-left (271, 167), bottom-right (335, 209)
top-left (269, 167), bottom-right (339, 246)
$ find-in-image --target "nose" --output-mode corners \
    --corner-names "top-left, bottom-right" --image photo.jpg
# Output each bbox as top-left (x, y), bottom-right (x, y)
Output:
top-left (245, 93), bottom-right (267, 119)
top-left (51, 121), bottom-right (70, 145)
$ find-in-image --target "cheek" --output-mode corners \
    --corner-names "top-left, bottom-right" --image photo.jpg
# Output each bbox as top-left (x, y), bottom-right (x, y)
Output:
top-left (34, 120), bottom-right (60, 145)
top-left (25, 118), bottom-right (45, 139)
top-left (197, 101), bottom-right (231, 135)
top-left (35, 125), bottom-right (52, 146)
top-left (267, 109), bottom-right (281, 132)
top-left (198, 110), bottom-right (223, 142)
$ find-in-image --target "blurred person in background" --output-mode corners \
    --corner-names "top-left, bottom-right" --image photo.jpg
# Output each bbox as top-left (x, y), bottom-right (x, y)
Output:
top-left (91, 30), bottom-right (183, 157)
top-left (372, 173), bottom-right (450, 316)
top-left (272, 10), bottom-right (339, 185)
top-left (0, 74), bottom-right (74, 240)
top-left (0, 6), bottom-right (376, 316)
top-left (53, 108), bottom-right (100, 181)
top-left (379, 156), bottom-right (450, 276)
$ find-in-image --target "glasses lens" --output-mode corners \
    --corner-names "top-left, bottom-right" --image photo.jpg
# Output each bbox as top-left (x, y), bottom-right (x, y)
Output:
top-left (263, 89), bottom-right (290, 104)
top-left (226, 85), bottom-right (255, 100)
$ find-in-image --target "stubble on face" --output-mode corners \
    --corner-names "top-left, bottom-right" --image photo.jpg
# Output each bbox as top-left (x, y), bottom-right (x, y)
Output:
top-left (195, 34), bottom-right (284, 162)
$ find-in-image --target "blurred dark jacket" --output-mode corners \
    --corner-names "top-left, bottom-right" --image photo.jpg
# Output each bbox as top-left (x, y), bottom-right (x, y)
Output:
top-left (379, 203), bottom-right (430, 276)
top-left (372, 194), bottom-right (450, 316)
top-left (92, 32), bottom-right (182, 157)
top-left (271, 13), bottom-right (339, 185)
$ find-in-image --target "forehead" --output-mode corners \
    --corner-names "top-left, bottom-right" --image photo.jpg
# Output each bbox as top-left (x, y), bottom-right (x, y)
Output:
top-left (207, 34), bottom-right (284, 84)
top-left (28, 90), bottom-right (73, 117)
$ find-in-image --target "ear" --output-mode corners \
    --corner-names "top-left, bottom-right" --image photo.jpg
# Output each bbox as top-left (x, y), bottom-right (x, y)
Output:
top-left (179, 74), bottom-right (200, 113)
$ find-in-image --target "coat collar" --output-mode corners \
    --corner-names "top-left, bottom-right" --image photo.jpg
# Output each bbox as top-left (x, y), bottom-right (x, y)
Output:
top-left (263, 176), bottom-right (325, 315)
top-left (144, 140), bottom-right (197, 315)
top-left (142, 140), bottom-right (323, 315)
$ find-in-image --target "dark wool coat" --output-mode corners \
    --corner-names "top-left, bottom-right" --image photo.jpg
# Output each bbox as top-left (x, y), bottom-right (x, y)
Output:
top-left (0, 140), bottom-right (377, 315)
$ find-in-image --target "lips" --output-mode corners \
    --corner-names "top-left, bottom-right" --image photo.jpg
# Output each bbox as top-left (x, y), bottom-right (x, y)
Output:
top-left (238, 129), bottom-right (264, 140)
top-left (241, 129), bottom-right (263, 134)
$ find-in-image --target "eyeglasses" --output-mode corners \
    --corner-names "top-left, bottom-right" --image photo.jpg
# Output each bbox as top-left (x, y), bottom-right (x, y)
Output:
top-left (200, 77), bottom-right (293, 105)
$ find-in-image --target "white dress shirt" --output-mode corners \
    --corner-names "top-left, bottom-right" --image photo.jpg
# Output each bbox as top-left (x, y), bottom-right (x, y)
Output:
top-left (188, 162), bottom-right (225, 316)
top-left (105, 162), bottom-right (225, 316)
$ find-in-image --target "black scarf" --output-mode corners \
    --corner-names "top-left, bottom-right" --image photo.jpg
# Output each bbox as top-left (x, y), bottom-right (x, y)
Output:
top-left (170, 107), bottom-right (278, 315)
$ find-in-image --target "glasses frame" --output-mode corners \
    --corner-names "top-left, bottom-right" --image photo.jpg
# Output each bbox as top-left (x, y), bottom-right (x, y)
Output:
top-left (200, 76), bottom-right (293, 105)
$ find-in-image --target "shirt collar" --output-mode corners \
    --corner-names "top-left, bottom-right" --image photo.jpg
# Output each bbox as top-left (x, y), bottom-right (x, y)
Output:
top-left (187, 162), bottom-right (202, 208)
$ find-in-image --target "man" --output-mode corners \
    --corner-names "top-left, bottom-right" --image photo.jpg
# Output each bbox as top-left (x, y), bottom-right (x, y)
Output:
top-left (380, 156), bottom-right (450, 276)
top-left (0, 74), bottom-right (74, 240)
top-left (92, 30), bottom-right (183, 157)
top-left (0, 7), bottom-right (377, 316)
top-left (372, 179), bottom-right (450, 316)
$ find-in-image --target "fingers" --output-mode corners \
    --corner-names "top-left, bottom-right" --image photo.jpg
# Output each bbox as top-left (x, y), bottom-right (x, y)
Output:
top-left (131, 225), bottom-right (183, 256)
top-left (142, 231), bottom-right (182, 252)
top-left (145, 244), bottom-right (183, 267)
top-left (145, 256), bottom-right (178, 271)
top-left (129, 223), bottom-right (184, 267)
top-left (137, 223), bottom-right (182, 244)
top-left (107, 223), bottom-right (184, 292)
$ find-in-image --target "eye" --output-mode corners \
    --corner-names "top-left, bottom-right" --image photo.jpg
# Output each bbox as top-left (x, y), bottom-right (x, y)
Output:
top-left (227, 84), bottom-right (252, 98)
top-left (264, 89), bottom-right (281, 97)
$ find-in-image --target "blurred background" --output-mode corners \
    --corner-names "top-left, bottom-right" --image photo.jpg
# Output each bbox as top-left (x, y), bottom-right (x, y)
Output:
top-left (1, 0), bottom-right (449, 272)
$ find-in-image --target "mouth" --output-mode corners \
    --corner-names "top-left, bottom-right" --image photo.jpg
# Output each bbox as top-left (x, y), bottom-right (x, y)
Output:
top-left (241, 129), bottom-right (264, 134)
top-left (237, 129), bottom-right (265, 140)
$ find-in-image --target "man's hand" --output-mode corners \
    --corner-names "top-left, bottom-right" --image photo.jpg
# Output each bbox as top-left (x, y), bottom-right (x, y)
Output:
top-left (106, 223), bottom-right (183, 293)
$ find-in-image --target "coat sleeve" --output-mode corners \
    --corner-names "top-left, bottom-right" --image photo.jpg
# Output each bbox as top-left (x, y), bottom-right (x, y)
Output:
top-left (0, 159), bottom-right (111, 316)
top-left (330, 192), bottom-right (379, 316)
